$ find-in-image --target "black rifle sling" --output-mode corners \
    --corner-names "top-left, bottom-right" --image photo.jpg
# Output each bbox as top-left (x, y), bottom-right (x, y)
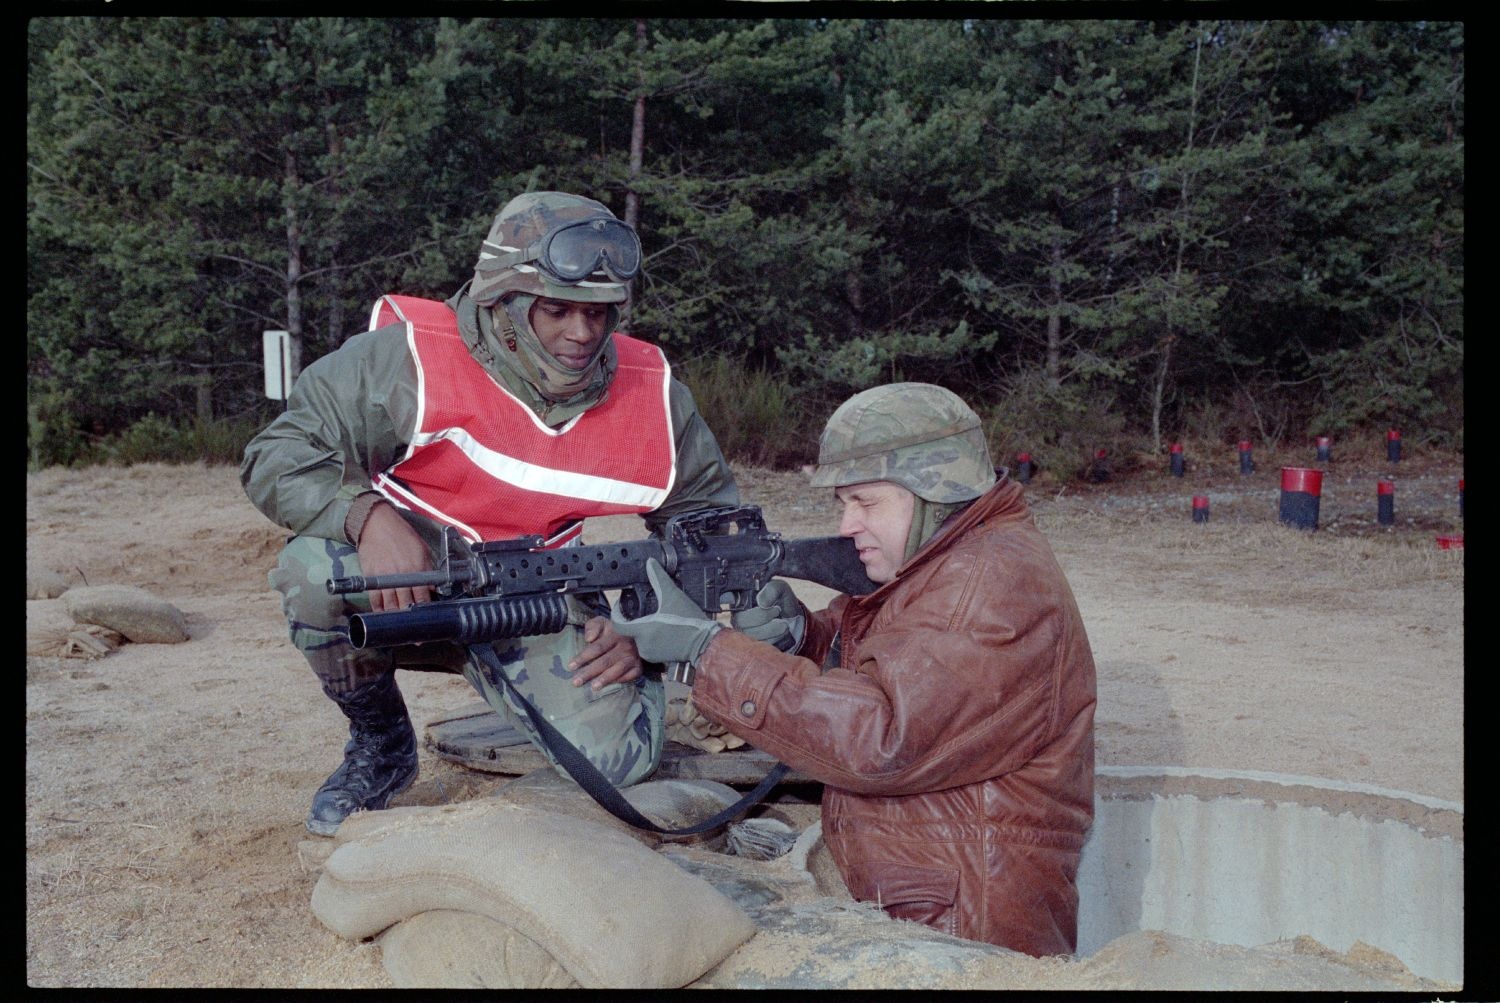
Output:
top-left (468, 644), bottom-right (789, 836)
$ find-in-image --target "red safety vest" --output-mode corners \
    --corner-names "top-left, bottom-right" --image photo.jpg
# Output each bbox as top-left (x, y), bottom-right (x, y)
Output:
top-left (367, 295), bottom-right (677, 545)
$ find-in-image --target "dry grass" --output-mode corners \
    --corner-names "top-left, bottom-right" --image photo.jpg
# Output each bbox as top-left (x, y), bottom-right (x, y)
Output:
top-left (1036, 504), bottom-right (1464, 591)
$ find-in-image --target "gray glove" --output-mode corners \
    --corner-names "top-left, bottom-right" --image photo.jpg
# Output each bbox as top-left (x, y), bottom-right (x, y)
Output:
top-left (730, 580), bottom-right (807, 654)
top-left (611, 558), bottom-right (722, 667)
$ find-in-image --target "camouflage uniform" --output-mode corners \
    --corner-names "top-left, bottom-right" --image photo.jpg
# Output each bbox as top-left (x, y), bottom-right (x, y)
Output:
top-left (270, 536), bottom-right (665, 785)
top-left (243, 192), bottom-right (735, 819)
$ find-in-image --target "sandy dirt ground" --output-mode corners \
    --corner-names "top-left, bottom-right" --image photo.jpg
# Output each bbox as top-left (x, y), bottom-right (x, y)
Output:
top-left (25, 450), bottom-right (1467, 991)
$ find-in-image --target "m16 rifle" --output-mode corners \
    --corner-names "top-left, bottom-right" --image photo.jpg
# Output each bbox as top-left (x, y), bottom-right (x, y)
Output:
top-left (326, 505), bottom-right (872, 837)
top-left (327, 505), bottom-right (875, 655)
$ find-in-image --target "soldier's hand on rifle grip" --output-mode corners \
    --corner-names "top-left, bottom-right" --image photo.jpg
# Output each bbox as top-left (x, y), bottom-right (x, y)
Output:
top-left (610, 559), bottom-right (722, 667)
top-left (355, 502), bottom-right (434, 612)
top-left (731, 579), bottom-right (807, 654)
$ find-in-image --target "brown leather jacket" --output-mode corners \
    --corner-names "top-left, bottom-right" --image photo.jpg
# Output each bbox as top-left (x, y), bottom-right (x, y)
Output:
top-left (691, 477), bottom-right (1096, 956)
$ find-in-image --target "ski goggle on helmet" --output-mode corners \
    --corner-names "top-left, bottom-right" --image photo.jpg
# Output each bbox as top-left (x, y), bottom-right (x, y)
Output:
top-left (484, 216), bottom-right (641, 285)
top-left (470, 193), bottom-right (641, 306)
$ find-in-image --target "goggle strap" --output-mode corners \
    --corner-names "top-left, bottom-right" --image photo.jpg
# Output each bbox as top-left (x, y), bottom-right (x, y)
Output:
top-left (477, 242), bottom-right (528, 270)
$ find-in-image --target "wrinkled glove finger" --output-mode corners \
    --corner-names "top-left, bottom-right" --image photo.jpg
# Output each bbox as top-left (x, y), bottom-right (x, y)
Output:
top-left (755, 580), bottom-right (802, 617)
top-left (731, 580), bottom-right (803, 632)
top-left (738, 613), bottom-right (807, 654)
top-left (645, 559), bottom-right (708, 620)
top-left (730, 604), bottom-right (779, 632)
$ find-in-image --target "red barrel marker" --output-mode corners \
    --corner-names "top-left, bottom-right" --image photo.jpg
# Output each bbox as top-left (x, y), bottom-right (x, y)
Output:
top-left (1279, 467), bottom-right (1323, 530)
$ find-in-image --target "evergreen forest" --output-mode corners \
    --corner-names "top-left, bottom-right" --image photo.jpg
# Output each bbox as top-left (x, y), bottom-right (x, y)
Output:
top-left (27, 17), bottom-right (1464, 472)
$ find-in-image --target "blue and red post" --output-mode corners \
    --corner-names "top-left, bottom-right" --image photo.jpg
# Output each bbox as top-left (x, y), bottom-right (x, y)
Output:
top-left (1279, 467), bottom-right (1323, 531)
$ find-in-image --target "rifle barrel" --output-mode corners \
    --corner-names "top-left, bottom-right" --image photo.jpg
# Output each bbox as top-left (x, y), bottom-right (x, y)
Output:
top-left (327, 570), bottom-right (463, 595)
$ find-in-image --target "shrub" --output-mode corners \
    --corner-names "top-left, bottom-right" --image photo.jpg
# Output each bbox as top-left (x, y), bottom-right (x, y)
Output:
top-left (674, 354), bottom-right (819, 468)
top-left (82, 415), bottom-right (263, 467)
top-left (977, 368), bottom-right (1129, 482)
top-left (28, 394), bottom-right (90, 470)
top-left (101, 413), bottom-right (182, 465)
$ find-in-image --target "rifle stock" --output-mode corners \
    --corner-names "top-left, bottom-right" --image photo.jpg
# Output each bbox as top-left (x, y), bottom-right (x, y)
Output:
top-left (776, 535), bottom-right (876, 599)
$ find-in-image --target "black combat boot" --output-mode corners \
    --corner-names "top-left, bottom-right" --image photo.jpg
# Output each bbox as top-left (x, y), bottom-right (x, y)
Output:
top-left (307, 673), bottom-right (419, 836)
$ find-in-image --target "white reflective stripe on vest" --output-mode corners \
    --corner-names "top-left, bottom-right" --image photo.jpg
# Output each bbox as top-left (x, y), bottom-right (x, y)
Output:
top-left (408, 424), bottom-right (671, 510)
top-left (365, 294), bottom-right (676, 544)
top-left (371, 471), bottom-right (484, 543)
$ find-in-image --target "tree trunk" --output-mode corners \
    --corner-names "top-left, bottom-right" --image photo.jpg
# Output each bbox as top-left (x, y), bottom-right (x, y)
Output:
top-left (326, 123), bottom-right (346, 348)
top-left (1046, 233), bottom-right (1063, 386)
top-left (195, 371), bottom-right (213, 423)
top-left (283, 147), bottom-right (305, 381)
top-left (624, 18), bottom-right (647, 233)
top-left (845, 267), bottom-right (864, 340)
top-left (619, 18), bottom-right (648, 335)
top-left (1150, 336), bottom-right (1173, 449)
top-left (1152, 32), bottom-right (1204, 452)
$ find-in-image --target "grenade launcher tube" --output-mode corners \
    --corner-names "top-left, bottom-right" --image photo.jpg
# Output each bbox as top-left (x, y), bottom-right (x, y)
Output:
top-left (348, 593), bottom-right (571, 650)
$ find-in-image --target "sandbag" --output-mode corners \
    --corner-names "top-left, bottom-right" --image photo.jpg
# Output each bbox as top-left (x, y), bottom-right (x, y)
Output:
top-left (310, 799), bottom-right (757, 988)
top-left (378, 909), bottom-right (579, 988)
top-left (623, 777), bottom-right (741, 825)
top-left (63, 584), bottom-right (189, 643)
top-left (347, 767), bottom-right (744, 850)
top-left (26, 598), bottom-right (122, 659)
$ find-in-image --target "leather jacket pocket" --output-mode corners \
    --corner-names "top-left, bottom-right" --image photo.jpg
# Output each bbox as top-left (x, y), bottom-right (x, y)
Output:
top-left (844, 860), bottom-right (960, 936)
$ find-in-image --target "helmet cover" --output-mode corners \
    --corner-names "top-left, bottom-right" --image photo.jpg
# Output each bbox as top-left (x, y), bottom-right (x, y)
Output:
top-left (470, 192), bottom-right (634, 306)
top-left (810, 383), bottom-right (996, 503)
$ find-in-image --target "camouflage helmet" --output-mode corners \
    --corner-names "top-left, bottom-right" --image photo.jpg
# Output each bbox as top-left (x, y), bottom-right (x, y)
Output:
top-left (470, 192), bottom-right (637, 307)
top-left (809, 383), bottom-right (997, 503)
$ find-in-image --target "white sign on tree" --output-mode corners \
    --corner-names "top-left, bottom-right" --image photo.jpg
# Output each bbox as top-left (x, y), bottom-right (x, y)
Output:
top-left (262, 330), bottom-right (292, 403)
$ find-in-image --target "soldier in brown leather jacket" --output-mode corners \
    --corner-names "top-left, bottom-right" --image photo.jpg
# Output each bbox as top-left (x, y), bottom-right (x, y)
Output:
top-left (613, 383), bottom-right (1097, 956)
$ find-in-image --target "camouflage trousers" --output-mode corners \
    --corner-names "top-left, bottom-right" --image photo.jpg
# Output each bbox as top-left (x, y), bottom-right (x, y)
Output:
top-left (270, 536), bottom-right (665, 787)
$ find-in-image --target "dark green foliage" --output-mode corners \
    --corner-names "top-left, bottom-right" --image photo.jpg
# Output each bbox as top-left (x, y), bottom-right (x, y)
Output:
top-left (28, 18), bottom-right (1462, 472)
top-left (980, 365), bottom-right (1129, 483)
top-left (674, 355), bottom-right (819, 469)
top-left (30, 411), bottom-right (265, 468)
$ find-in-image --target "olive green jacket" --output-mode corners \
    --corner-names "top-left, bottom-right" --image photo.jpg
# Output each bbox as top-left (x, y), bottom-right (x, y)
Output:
top-left (241, 293), bottom-right (738, 548)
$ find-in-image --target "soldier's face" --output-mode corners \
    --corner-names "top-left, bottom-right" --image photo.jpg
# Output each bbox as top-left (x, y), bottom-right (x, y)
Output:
top-left (835, 481), bottom-right (916, 583)
top-left (530, 297), bottom-right (610, 370)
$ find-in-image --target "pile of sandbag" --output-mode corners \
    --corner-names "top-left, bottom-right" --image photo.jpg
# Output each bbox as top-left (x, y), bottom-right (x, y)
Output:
top-left (308, 774), bottom-right (761, 989)
top-left (27, 567), bottom-right (189, 659)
